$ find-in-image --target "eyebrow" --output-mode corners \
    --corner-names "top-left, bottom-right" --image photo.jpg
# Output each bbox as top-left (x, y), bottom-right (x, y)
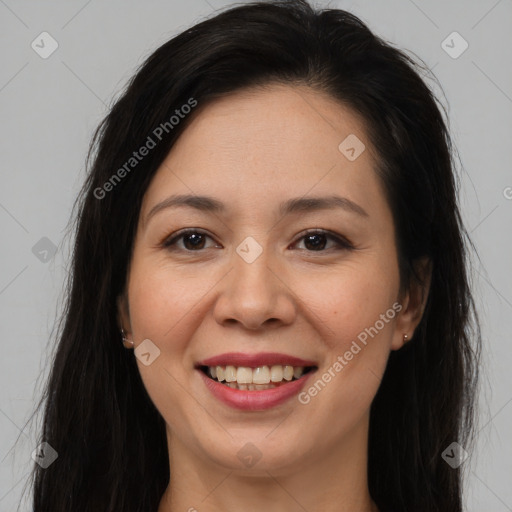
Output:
top-left (145, 193), bottom-right (369, 225)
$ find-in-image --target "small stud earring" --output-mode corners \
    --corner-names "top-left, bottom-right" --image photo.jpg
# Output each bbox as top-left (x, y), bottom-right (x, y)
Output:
top-left (121, 328), bottom-right (134, 349)
top-left (403, 333), bottom-right (409, 343)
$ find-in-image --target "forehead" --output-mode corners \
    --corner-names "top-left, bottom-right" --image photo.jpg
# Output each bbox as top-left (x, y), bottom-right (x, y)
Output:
top-left (169, 83), bottom-right (371, 165)
top-left (140, 84), bottom-right (386, 223)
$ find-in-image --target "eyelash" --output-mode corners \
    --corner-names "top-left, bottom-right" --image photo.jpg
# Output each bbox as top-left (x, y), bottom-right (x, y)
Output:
top-left (162, 228), bottom-right (354, 253)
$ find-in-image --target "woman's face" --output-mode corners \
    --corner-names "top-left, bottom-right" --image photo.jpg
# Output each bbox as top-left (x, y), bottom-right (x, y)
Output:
top-left (119, 84), bottom-right (420, 475)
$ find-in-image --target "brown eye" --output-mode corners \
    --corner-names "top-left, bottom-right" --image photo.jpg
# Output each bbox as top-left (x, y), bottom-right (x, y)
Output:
top-left (163, 230), bottom-right (218, 251)
top-left (293, 230), bottom-right (353, 252)
top-left (303, 233), bottom-right (328, 251)
top-left (181, 232), bottom-right (207, 250)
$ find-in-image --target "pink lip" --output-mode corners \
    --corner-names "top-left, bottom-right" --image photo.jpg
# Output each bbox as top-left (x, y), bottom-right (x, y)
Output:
top-left (197, 352), bottom-right (317, 368)
top-left (198, 368), bottom-right (316, 410)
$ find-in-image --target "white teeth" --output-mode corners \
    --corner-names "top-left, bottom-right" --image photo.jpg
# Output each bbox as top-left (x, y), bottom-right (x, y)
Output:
top-left (225, 365), bottom-right (237, 382)
top-left (283, 365), bottom-right (294, 381)
top-left (270, 365), bottom-right (283, 382)
top-left (253, 366), bottom-right (270, 384)
top-left (205, 364), bottom-right (310, 386)
top-left (236, 367), bottom-right (253, 384)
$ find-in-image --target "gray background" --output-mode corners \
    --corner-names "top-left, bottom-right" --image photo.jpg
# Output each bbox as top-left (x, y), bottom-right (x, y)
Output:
top-left (0, 0), bottom-right (511, 510)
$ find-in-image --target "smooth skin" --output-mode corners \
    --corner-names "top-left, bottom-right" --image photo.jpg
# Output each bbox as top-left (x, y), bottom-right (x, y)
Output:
top-left (117, 84), bottom-right (430, 512)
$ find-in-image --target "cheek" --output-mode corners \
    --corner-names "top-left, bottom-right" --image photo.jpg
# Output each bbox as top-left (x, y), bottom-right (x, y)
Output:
top-left (296, 270), bottom-right (399, 421)
top-left (125, 261), bottom-right (214, 437)
top-left (294, 260), bottom-right (399, 350)
top-left (127, 257), bottom-right (210, 345)
top-left (294, 260), bottom-right (399, 411)
top-left (125, 261), bottom-right (202, 398)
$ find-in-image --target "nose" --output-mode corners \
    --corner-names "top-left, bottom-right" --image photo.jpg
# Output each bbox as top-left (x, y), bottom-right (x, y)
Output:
top-left (212, 248), bottom-right (296, 331)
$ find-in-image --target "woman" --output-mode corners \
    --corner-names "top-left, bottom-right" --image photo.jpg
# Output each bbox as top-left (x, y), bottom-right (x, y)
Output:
top-left (27, 1), bottom-right (481, 510)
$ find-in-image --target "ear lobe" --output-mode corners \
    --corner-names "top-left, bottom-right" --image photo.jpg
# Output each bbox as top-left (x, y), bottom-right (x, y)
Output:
top-left (391, 257), bottom-right (432, 350)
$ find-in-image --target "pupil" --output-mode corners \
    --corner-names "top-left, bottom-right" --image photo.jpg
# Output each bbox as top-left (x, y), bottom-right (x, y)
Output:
top-left (184, 233), bottom-right (205, 250)
top-left (305, 234), bottom-right (326, 251)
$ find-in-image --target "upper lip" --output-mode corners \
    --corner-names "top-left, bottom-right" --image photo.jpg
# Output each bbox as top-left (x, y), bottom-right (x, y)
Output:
top-left (196, 352), bottom-right (317, 368)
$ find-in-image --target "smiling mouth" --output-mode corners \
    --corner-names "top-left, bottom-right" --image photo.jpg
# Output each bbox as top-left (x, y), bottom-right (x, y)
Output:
top-left (198, 364), bottom-right (317, 390)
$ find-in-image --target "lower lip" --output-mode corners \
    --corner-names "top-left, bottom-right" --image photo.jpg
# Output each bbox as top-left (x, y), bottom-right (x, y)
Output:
top-left (198, 369), bottom-right (316, 410)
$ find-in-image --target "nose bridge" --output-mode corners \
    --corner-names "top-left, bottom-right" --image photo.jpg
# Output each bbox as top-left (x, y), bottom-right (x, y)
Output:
top-left (213, 237), bottom-right (295, 329)
top-left (232, 238), bottom-right (278, 306)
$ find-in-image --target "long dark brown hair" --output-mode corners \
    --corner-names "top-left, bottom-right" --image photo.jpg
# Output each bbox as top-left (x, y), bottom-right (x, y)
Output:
top-left (23, 1), bottom-right (480, 510)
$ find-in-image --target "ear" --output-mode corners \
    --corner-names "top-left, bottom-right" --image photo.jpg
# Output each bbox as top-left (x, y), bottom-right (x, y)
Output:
top-left (117, 292), bottom-right (131, 333)
top-left (391, 257), bottom-right (432, 350)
